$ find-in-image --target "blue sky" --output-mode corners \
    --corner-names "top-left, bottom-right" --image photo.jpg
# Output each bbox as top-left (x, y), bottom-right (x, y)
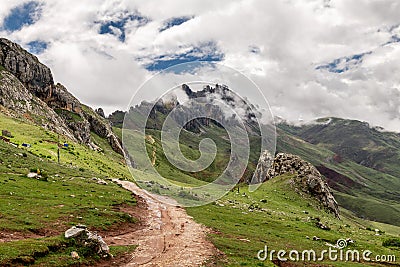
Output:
top-left (27, 40), bottom-right (47, 54)
top-left (98, 13), bottom-right (148, 42)
top-left (159, 16), bottom-right (193, 32)
top-left (316, 52), bottom-right (372, 73)
top-left (145, 42), bottom-right (223, 72)
top-left (2, 1), bottom-right (41, 32)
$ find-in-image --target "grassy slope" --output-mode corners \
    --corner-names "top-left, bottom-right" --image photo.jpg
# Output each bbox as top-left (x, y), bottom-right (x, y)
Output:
top-left (0, 115), bottom-right (137, 265)
top-left (278, 118), bottom-right (400, 188)
top-left (187, 175), bottom-right (400, 266)
top-left (277, 129), bottom-right (400, 226)
top-left (0, 113), bottom-right (130, 178)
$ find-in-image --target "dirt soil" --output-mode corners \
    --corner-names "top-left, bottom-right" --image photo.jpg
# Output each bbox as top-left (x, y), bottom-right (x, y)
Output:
top-left (0, 179), bottom-right (219, 266)
top-left (102, 179), bottom-right (218, 267)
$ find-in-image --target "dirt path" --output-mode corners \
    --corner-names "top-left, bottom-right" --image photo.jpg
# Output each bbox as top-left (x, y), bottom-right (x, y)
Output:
top-left (104, 179), bottom-right (217, 267)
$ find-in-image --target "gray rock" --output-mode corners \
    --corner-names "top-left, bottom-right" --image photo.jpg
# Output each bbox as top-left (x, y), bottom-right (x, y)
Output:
top-left (64, 226), bottom-right (86, 239)
top-left (0, 71), bottom-right (76, 140)
top-left (85, 110), bottom-right (124, 155)
top-left (64, 225), bottom-right (110, 257)
top-left (27, 173), bottom-right (39, 178)
top-left (71, 251), bottom-right (80, 259)
top-left (92, 177), bottom-right (108, 185)
top-left (95, 108), bottom-right (105, 118)
top-left (251, 150), bottom-right (274, 184)
top-left (255, 152), bottom-right (340, 217)
top-left (0, 38), bottom-right (124, 155)
top-left (0, 38), bottom-right (53, 96)
top-left (87, 232), bottom-right (110, 256)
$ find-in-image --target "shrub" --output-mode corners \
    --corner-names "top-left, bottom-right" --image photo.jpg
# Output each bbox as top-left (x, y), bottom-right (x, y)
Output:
top-left (383, 238), bottom-right (400, 248)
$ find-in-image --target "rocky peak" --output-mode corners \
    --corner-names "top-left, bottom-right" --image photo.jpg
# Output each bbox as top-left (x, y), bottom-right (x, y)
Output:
top-left (251, 150), bottom-right (274, 184)
top-left (0, 38), bottom-right (123, 155)
top-left (95, 108), bottom-right (105, 118)
top-left (46, 83), bottom-right (82, 113)
top-left (254, 152), bottom-right (339, 217)
top-left (0, 38), bottom-right (53, 98)
top-left (0, 70), bottom-right (76, 141)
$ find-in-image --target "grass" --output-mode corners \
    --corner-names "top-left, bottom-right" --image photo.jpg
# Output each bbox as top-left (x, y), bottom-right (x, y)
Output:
top-left (277, 128), bottom-right (400, 226)
top-left (0, 113), bottom-right (130, 178)
top-left (0, 236), bottom-right (137, 266)
top-left (0, 144), bottom-right (137, 265)
top-left (0, 236), bottom-right (68, 266)
top-left (0, 117), bottom-right (138, 265)
top-left (0, 140), bottom-right (136, 232)
top-left (54, 109), bottom-right (84, 123)
top-left (187, 175), bottom-right (399, 266)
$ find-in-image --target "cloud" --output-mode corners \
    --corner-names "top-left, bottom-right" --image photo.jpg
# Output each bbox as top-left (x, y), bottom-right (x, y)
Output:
top-left (143, 41), bottom-right (224, 71)
top-left (316, 51), bottom-right (372, 73)
top-left (159, 16), bottom-right (193, 32)
top-left (0, 0), bottom-right (399, 131)
top-left (97, 10), bottom-right (149, 42)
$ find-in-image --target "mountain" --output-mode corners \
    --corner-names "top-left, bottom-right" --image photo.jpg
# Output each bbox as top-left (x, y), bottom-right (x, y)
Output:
top-left (122, 83), bottom-right (271, 186)
top-left (0, 38), bottom-right (123, 155)
top-left (278, 117), bottom-right (400, 178)
top-left (277, 118), bottom-right (400, 226)
top-left (120, 86), bottom-right (400, 225)
top-left (1, 38), bottom-right (399, 266)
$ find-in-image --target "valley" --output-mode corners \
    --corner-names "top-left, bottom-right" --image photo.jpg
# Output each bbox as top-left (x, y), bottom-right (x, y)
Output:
top-left (0, 38), bottom-right (399, 266)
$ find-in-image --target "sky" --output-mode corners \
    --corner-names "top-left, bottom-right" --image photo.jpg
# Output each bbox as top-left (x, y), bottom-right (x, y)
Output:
top-left (0, 0), bottom-right (400, 131)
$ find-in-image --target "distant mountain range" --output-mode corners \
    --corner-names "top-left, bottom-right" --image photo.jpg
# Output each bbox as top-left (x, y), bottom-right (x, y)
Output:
top-left (116, 87), bottom-right (400, 226)
top-left (277, 118), bottom-right (400, 226)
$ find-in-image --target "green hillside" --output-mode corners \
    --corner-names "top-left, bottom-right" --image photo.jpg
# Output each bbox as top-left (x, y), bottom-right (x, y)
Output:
top-left (0, 113), bottom-right (130, 179)
top-left (188, 175), bottom-right (400, 266)
top-left (0, 115), bottom-right (137, 266)
top-left (279, 118), bottom-right (400, 178)
top-left (276, 124), bottom-right (400, 226)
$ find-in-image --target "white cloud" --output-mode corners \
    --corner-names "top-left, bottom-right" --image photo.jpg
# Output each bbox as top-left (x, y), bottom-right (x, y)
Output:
top-left (0, 0), bottom-right (399, 131)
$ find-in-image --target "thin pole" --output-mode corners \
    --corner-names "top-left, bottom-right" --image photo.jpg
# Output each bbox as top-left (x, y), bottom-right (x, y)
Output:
top-left (57, 134), bottom-right (60, 163)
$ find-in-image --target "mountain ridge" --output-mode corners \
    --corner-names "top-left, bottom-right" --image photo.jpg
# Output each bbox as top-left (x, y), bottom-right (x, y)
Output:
top-left (0, 38), bottom-right (123, 155)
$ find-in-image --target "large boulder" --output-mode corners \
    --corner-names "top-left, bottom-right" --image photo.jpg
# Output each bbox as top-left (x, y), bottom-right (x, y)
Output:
top-left (65, 225), bottom-right (87, 239)
top-left (257, 152), bottom-right (339, 217)
top-left (64, 225), bottom-right (110, 257)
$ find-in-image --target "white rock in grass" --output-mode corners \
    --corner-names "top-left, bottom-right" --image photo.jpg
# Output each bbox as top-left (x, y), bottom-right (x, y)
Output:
top-left (65, 226), bottom-right (86, 238)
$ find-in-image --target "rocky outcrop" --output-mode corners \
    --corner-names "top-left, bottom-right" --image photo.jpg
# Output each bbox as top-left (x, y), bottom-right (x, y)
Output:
top-left (46, 83), bottom-right (82, 113)
top-left (85, 110), bottom-right (124, 155)
top-left (0, 38), bottom-right (124, 155)
top-left (65, 225), bottom-right (110, 258)
top-left (0, 70), bottom-right (76, 140)
top-left (256, 152), bottom-right (339, 217)
top-left (252, 150), bottom-right (274, 184)
top-left (95, 108), bottom-right (105, 118)
top-left (0, 38), bottom-right (53, 98)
